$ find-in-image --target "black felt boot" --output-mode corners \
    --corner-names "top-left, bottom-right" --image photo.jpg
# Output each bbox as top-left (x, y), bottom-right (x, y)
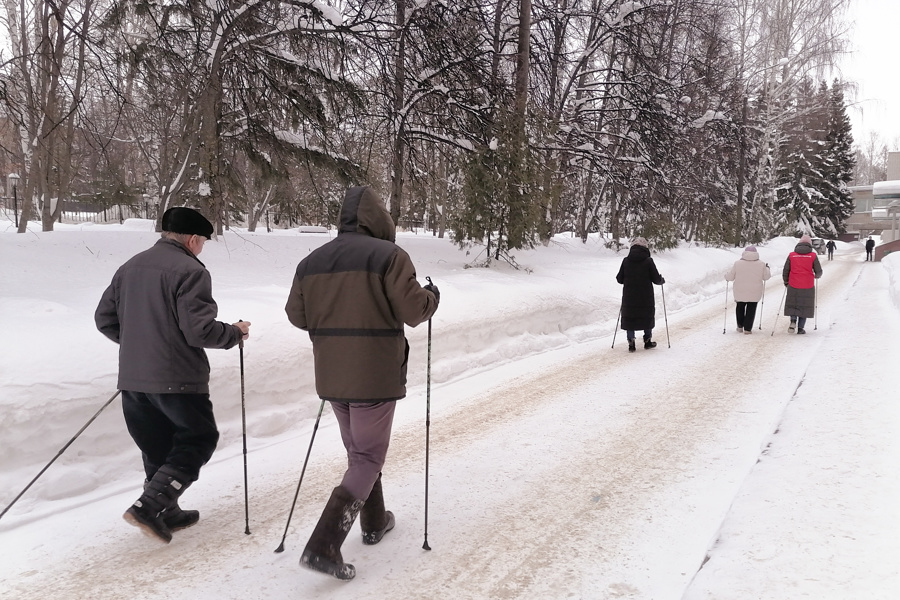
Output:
top-left (143, 479), bottom-right (200, 531)
top-left (360, 474), bottom-right (395, 546)
top-left (300, 486), bottom-right (364, 580)
top-left (124, 465), bottom-right (192, 543)
top-left (628, 339), bottom-right (636, 353)
top-left (643, 336), bottom-right (657, 349)
top-left (162, 504), bottom-right (200, 531)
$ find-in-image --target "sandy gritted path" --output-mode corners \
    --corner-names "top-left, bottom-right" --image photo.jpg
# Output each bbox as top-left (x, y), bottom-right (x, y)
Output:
top-left (0, 255), bottom-right (862, 600)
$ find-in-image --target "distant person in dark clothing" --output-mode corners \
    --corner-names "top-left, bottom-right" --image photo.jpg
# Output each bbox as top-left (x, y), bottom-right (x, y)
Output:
top-left (95, 207), bottom-right (250, 543)
top-left (616, 237), bottom-right (665, 352)
top-left (865, 237), bottom-right (875, 261)
top-left (826, 240), bottom-right (836, 261)
top-left (783, 234), bottom-right (822, 334)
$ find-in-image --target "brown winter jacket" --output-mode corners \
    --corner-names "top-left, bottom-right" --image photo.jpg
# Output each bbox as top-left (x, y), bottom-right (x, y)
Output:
top-left (95, 238), bottom-right (243, 393)
top-left (285, 186), bottom-right (439, 402)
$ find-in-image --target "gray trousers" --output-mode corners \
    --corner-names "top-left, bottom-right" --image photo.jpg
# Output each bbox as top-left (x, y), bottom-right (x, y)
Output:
top-left (330, 401), bottom-right (396, 501)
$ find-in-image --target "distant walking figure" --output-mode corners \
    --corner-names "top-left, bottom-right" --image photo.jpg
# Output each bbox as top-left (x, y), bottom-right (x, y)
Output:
top-left (725, 245), bottom-right (771, 334)
top-left (865, 236), bottom-right (875, 261)
top-left (826, 240), bottom-right (836, 261)
top-left (616, 237), bottom-right (665, 352)
top-left (783, 234), bottom-right (822, 335)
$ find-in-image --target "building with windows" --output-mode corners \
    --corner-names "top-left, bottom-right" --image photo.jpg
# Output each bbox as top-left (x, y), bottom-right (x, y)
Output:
top-left (848, 152), bottom-right (900, 243)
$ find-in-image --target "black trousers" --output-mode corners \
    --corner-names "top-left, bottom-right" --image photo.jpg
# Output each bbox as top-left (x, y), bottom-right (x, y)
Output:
top-left (122, 391), bottom-right (219, 481)
top-left (735, 301), bottom-right (758, 331)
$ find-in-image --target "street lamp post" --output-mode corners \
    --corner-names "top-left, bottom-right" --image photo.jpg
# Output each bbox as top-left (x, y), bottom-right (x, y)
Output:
top-left (9, 173), bottom-right (20, 228)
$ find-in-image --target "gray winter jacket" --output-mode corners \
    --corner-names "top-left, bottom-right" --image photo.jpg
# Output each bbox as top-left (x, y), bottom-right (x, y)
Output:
top-left (95, 238), bottom-right (242, 394)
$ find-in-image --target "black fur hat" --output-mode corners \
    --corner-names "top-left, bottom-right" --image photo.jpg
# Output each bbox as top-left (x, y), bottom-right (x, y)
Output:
top-left (161, 207), bottom-right (214, 239)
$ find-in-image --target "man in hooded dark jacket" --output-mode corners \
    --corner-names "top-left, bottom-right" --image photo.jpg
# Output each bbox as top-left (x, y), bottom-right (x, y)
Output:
top-left (285, 186), bottom-right (439, 580)
top-left (616, 237), bottom-right (665, 352)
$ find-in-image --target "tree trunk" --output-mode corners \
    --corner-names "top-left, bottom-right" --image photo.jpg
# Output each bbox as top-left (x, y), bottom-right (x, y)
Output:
top-left (389, 0), bottom-right (407, 225)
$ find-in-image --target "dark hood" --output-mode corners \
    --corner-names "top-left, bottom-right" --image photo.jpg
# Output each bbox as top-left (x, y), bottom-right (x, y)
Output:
top-left (793, 242), bottom-right (813, 255)
top-left (627, 244), bottom-right (651, 262)
top-left (338, 186), bottom-right (396, 243)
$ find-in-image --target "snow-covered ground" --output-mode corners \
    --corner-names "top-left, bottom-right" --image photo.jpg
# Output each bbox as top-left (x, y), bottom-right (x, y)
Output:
top-left (1, 218), bottom-right (898, 599)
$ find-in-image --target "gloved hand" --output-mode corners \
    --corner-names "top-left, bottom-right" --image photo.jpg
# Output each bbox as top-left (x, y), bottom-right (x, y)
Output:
top-left (659, 277), bottom-right (666, 284)
top-left (424, 283), bottom-right (440, 302)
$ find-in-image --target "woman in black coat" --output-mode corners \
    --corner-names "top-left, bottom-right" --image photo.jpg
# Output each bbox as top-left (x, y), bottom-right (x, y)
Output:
top-left (616, 237), bottom-right (665, 352)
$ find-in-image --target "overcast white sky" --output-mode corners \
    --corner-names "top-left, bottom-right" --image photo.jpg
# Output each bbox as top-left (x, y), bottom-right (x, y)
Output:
top-left (841, 0), bottom-right (900, 149)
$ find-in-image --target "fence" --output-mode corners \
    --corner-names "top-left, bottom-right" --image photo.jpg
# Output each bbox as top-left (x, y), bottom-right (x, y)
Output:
top-left (0, 197), bottom-right (154, 226)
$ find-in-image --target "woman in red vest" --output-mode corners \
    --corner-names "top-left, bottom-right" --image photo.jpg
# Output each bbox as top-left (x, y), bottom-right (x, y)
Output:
top-left (782, 234), bottom-right (823, 334)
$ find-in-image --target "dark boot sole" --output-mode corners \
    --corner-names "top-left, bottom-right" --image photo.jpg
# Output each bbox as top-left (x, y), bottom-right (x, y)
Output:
top-left (123, 509), bottom-right (172, 543)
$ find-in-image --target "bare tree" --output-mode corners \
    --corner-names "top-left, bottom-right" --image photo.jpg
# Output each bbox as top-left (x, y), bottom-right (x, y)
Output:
top-left (2, 0), bottom-right (94, 232)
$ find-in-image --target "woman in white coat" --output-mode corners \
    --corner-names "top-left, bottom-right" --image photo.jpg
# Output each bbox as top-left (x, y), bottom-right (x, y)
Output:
top-left (724, 245), bottom-right (772, 334)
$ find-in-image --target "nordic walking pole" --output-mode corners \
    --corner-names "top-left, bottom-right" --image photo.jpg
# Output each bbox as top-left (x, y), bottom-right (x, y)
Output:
top-left (759, 283), bottom-right (766, 330)
top-left (1, 390), bottom-right (122, 521)
top-left (611, 304), bottom-right (621, 348)
top-left (423, 277), bottom-right (434, 551)
top-left (239, 323), bottom-right (250, 535)
top-left (723, 281), bottom-right (729, 334)
top-left (814, 278), bottom-right (818, 330)
top-left (274, 399), bottom-right (326, 553)
top-left (771, 285), bottom-right (787, 337)
top-left (661, 283), bottom-right (671, 348)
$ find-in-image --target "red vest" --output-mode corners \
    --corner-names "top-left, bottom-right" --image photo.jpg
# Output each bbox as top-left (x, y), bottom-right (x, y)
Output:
top-left (787, 252), bottom-right (816, 289)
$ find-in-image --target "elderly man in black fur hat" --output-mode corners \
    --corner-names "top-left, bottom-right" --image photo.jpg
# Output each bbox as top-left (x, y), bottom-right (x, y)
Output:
top-left (95, 207), bottom-right (251, 543)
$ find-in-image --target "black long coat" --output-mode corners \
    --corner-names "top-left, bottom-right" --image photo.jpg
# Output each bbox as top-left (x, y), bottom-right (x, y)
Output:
top-left (616, 245), bottom-right (664, 331)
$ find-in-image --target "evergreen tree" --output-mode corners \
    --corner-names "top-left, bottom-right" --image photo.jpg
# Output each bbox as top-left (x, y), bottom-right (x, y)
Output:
top-left (775, 78), bottom-right (829, 235)
top-left (451, 111), bottom-right (542, 265)
top-left (819, 80), bottom-right (855, 235)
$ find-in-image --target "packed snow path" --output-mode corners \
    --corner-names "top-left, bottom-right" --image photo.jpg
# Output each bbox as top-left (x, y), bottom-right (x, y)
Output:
top-left (1, 249), bottom-right (897, 599)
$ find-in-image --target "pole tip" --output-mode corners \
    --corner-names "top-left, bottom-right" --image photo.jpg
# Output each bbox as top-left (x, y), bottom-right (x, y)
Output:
top-left (422, 541), bottom-right (431, 551)
top-left (274, 544), bottom-right (285, 553)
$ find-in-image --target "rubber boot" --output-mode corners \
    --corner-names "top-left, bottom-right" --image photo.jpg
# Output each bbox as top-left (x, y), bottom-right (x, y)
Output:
top-left (360, 474), bottom-right (395, 546)
top-left (300, 486), bottom-right (364, 580)
top-left (124, 465), bottom-right (192, 543)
